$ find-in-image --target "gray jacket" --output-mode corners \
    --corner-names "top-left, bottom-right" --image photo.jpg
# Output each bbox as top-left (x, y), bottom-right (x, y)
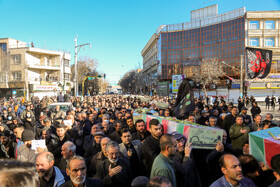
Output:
top-left (119, 140), bottom-right (142, 162)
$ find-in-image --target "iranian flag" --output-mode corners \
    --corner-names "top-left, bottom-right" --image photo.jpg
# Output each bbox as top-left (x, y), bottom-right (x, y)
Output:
top-left (249, 127), bottom-right (280, 167)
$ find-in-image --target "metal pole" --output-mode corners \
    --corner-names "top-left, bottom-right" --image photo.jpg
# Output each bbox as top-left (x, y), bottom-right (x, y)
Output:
top-left (74, 35), bottom-right (78, 96)
top-left (240, 55), bottom-right (244, 98)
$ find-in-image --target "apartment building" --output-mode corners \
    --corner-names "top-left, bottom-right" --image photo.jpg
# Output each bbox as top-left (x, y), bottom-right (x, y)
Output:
top-left (142, 5), bottom-right (280, 100)
top-left (0, 38), bottom-right (72, 99)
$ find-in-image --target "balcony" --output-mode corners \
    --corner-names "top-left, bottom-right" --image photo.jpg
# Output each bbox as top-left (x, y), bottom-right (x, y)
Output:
top-left (28, 64), bottom-right (61, 71)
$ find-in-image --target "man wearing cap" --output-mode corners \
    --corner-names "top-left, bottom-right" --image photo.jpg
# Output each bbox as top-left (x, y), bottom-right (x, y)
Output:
top-left (172, 132), bottom-right (201, 187)
top-left (269, 154), bottom-right (280, 187)
top-left (240, 107), bottom-right (251, 125)
top-left (84, 131), bottom-right (104, 165)
top-left (17, 129), bottom-right (45, 162)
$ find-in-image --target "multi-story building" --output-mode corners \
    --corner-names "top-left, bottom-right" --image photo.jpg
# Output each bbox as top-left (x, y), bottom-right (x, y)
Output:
top-left (246, 11), bottom-right (280, 99)
top-left (141, 33), bottom-right (158, 95)
top-left (142, 5), bottom-right (280, 101)
top-left (0, 38), bottom-right (73, 99)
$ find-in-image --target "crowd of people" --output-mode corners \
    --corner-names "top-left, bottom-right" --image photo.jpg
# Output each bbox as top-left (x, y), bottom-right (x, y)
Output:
top-left (0, 93), bottom-right (280, 187)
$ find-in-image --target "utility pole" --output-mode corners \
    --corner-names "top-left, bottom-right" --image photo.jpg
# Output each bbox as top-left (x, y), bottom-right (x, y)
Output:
top-left (240, 55), bottom-right (244, 98)
top-left (74, 35), bottom-right (91, 96)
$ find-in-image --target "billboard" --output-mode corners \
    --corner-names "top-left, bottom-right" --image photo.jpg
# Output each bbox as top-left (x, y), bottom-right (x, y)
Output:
top-left (172, 74), bottom-right (185, 93)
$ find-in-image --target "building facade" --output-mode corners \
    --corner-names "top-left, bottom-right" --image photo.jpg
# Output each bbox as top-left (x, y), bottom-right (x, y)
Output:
top-left (0, 38), bottom-right (72, 99)
top-left (246, 11), bottom-right (280, 98)
top-left (142, 5), bottom-right (280, 100)
top-left (141, 33), bottom-right (158, 95)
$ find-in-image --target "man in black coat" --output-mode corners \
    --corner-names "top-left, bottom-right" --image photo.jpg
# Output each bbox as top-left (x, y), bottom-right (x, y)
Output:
top-left (222, 106), bottom-right (238, 143)
top-left (96, 141), bottom-right (131, 187)
top-left (132, 119), bottom-right (151, 142)
top-left (142, 119), bottom-right (162, 177)
top-left (251, 102), bottom-right (261, 119)
top-left (61, 156), bottom-right (102, 187)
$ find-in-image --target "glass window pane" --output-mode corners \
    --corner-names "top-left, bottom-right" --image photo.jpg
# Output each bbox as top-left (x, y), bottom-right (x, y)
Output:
top-left (265, 21), bottom-right (275, 29)
top-left (249, 38), bottom-right (259, 46)
top-left (249, 21), bottom-right (259, 29)
top-left (265, 37), bottom-right (275, 46)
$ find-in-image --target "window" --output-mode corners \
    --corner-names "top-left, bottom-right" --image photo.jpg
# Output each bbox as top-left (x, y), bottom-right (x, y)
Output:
top-left (265, 37), bottom-right (275, 46)
top-left (11, 55), bottom-right (21, 64)
top-left (0, 73), bottom-right (7, 82)
top-left (64, 60), bottom-right (70, 67)
top-left (249, 38), bottom-right (259, 46)
top-left (12, 71), bottom-right (21, 81)
top-left (45, 57), bottom-right (51, 66)
top-left (64, 73), bottom-right (70, 81)
top-left (249, 21), bottom-right (259, 29)
top-left (265, 21), bottom-right (275, 29)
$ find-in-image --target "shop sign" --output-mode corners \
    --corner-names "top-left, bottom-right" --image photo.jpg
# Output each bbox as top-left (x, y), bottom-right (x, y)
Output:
top-left (33, 85), bottom-right (59, 91)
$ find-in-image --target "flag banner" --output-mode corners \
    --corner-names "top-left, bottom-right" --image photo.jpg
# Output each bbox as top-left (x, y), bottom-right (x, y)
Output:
top-left (173, 79), bottom-right (195, 119)
top-left (134, 112), bottom-right (223, 149)
top-left (246, 47), bottom-right (272, 79)
top-left (249, 127), bottom-right (280, 168)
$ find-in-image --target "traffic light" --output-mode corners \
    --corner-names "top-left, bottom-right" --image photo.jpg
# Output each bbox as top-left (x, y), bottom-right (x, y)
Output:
top-left (104, 74), bottom-right (106, 79)
top-left (88, 77), bottom-right (95, 80)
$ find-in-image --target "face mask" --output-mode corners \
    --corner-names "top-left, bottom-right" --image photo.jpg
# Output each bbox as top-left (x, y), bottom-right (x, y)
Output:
top-left (8, 116), bottom-right (12, 120)
top-left (104, 120), bottom-right (109, 123)
top-left (26, 114), bottom-right (31, 118)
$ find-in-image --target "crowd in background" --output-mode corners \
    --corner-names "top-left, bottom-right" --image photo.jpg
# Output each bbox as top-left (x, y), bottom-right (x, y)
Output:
top-left (0, 93), bottom-right (280, 187)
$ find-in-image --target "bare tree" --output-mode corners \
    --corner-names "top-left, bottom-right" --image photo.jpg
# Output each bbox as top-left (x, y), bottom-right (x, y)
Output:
top-left (192, 57), bottom-right (225, 97)
top-left (119, 70), bottom-right (137, 94)
top-left (71, 56), bottom-right (99, 94)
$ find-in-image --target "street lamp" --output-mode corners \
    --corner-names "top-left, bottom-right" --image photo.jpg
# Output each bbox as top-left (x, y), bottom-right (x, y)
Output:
top-left (74, 35), bottom-right (91, 96)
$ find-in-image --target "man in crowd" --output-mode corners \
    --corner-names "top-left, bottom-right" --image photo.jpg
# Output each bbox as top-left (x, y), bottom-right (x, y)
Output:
top-left (88, 137), bottom-right (111, 177)
top-left (249, 115), bottom-right (263, 132)
top-left (61, 156), bottom-right (102, 187)
top-left (58, 141), bottom-right (76, 171)
top-left (96, 141), bottom-right (131, 187)
top-left (240, 107), bottom-right (252, 125)
top-left (142, 119), bottom-right (162, 176)
top-left (119, 128), bottom-right (142, 178)
top-left (229, 115), bottom-right (250, 150)
top-left (270, 154), bottom-right (280, 187)
top-left (132, 119), bottom-right (151, 142)
top-left (36, 151), bottom-right (67, 187)
top-left (210, 154), bottom-right (256, 186)
top-left (222, 106), bottom-right (239, 143)
top-left (150, 134), bottom-right (177, 187)
top-left (110, 120), bottom-right (123, 143)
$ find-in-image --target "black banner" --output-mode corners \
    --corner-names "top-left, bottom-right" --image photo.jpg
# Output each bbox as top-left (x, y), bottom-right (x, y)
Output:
top-left (173, 78), bottom-right (195, 119)
top-left (246, 47), bottom-right (272, 79)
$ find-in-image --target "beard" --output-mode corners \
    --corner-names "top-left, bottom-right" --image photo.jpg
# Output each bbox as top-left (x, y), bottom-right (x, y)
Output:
top-left (108, 157), bottom-right (119, 163)
top-left (38, 168), bottom-right (51, 177)
top-left (70, 175), bottom-right (86, 185)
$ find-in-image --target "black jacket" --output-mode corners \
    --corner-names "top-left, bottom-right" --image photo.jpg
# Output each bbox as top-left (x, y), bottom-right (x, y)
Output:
top-left (141, 136), bottom-right (160, 176)
top-left (251, 106), bottom-right (261, 118)
top-left (132, 131), bottom-right (151, 142)
top-left (96, 158), bottom-right (131, 187)
top-left (173, 151), bottom-right (202, 187)
top-left (222, 114), bottom-right (236, 143)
